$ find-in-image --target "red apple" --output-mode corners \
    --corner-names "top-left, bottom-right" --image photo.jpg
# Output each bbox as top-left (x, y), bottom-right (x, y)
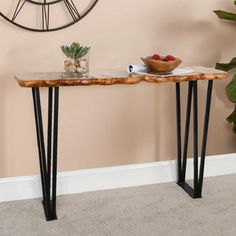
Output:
top-left (151, 54), bottom-right (162, 61)
top-left (165, 55), bottom-right (176, 61)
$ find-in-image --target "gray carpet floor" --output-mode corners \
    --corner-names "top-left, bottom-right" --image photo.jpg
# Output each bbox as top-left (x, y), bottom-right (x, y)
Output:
top-left (1, 174), bottom-right (236, 236)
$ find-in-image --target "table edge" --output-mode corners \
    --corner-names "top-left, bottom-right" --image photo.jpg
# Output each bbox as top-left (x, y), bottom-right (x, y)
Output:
top-left (15, 71), bottom-right (228, 88)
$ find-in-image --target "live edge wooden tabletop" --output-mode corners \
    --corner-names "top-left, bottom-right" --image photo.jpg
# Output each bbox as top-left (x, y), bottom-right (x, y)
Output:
top-left (15, 66), bottom-right (228, 88)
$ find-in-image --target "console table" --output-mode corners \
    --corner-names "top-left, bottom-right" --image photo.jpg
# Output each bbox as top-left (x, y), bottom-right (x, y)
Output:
top-left (15, 67), bottom-right (227, 221)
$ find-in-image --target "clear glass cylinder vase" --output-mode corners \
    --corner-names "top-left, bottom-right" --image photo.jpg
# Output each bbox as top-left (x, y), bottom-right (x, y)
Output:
top-left (64, 53), bottom-right (89, 77)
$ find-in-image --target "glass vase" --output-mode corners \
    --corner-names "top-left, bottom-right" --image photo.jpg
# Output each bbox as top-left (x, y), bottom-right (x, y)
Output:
top-left (64, 53), bottom-right (89, 77)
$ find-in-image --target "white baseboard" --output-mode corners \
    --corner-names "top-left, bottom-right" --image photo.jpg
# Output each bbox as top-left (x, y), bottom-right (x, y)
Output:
top-left (1, 153), bottom-right (236, 203)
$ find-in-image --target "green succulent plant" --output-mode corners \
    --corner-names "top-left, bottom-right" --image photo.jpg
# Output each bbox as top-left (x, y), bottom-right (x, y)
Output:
top-left (61, 42), bottom-right (90, 60)
top-left (214, 1), bottom-right (236, 133)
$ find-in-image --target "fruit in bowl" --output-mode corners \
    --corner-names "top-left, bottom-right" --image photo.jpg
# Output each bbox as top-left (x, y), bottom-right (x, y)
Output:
top-left (141, 54), bottom-right (182, 73)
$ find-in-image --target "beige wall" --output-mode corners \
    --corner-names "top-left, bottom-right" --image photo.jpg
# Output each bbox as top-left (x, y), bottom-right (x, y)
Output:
top-left (0, 0), bottom-right (236, 178)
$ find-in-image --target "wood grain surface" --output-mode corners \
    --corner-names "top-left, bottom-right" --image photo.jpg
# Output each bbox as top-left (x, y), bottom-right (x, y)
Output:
top-left (15, 67), bottom-right (228, 88)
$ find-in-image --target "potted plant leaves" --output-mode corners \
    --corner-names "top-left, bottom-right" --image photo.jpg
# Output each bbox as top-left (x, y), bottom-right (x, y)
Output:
top-left (214, 2), bottom-right (236, 132)
top-left (61, 42), bottom-right (91, 77)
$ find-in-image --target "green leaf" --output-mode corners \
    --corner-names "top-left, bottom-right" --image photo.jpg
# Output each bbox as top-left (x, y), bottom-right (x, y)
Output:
top-left (75, 46), bottom-right (84, 58)
top-left (61, 46), bottom-right (72, 58)
top-left (61, 42), bottom-right (91, 59)
top-left (227, 105), bottom-right (236, 123)
top-left (231, 121), bottom-right (236, 134)
top-left (226, 74), bottom-right (236, 103)
top-left (214, 10), bottom-right (236, 22)
top-left (226, 105), bottom-right (236, 134)
top-left (216, 58), bottom-right (236, 71)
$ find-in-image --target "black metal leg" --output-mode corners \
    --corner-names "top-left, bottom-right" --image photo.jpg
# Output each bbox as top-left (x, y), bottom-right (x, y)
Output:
top-left (193, 81), bottom-right (199, 197)
top-left (176, 83), bottom-right (182, 183)
top-left (198, 80), bottom-right (213, 196)
top-left (176, 80), bottom-right (213, 198)
top-left (180, 82), bottom-right (193, 183)
top-left (52, 87), bottom-right (59, 217)
top-left (32, 87), bottom-right (59, 221)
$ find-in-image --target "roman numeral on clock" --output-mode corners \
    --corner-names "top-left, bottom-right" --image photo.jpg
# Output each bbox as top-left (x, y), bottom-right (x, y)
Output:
top-left (63, 0), bottom-right (81, 21)
top-left (12, 0), bottom-right (26, 21)
top-left (42, 4), bottom-right (50, 30)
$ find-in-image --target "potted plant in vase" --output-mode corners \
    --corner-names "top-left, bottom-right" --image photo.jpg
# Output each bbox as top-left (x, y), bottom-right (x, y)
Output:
top-left (61, 42), bottom-right (91, 77)
top-left (214, 2), bottom-right (236, 132)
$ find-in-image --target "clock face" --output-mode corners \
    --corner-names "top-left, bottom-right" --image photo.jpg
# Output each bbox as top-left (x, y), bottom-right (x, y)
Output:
top-left (0, 0), bottom-right (99, 32)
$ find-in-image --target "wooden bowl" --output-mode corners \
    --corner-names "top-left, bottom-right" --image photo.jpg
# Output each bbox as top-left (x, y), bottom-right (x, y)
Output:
top-left (141, 56), bottom-right (182, 73)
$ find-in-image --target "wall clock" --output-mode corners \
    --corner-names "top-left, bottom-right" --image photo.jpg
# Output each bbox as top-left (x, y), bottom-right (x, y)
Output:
top-left (0, 0), bottom-right (99, 32)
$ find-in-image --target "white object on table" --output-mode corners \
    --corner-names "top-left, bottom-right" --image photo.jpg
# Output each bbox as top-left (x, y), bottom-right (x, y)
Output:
top-left (127, 64), bottom-right (149, 73)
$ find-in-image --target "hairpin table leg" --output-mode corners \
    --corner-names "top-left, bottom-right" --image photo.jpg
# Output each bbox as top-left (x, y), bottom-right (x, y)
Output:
top-left (176, 80), bottom-right (213, 198)
top-left (32, 87), bottom-right (59, 221)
